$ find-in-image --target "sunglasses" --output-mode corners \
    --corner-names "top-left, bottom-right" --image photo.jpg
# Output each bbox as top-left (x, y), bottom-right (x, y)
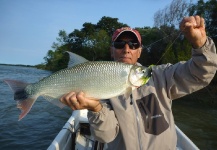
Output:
top-left (113, 41), bottom-right (140, 50)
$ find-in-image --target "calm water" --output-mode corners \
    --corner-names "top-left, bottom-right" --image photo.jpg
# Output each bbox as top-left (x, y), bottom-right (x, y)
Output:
top-left (0, 65), bottom-right (216, 150)
top-left (0, 65), bottom-right (71, 150)
top-left (173, 99), bottom-right (217, 150)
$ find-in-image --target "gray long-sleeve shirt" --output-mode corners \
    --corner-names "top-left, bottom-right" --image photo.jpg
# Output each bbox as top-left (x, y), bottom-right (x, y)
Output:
top-left (88, 37), bottom-right (217, 150)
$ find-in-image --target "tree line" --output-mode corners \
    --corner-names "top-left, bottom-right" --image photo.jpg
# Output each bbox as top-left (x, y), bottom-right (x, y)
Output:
top-left (34, 0), bottom-right (217, 105)
top-left (36, 0), bottom-right (217, 73)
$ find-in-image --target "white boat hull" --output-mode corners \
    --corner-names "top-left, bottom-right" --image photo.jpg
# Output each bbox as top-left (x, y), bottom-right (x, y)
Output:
top-left (47, 110), bottom-right (199, 150)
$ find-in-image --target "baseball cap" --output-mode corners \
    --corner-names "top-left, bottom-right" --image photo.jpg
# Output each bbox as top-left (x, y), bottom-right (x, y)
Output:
top-left (112, 27), bottom-right (142, 45)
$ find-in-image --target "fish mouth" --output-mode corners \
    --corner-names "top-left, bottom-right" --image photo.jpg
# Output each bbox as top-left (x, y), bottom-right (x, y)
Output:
top-left (142, 76), bottom-right (151, 85)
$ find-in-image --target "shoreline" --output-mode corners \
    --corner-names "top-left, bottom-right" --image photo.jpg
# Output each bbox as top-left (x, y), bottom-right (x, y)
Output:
top-left (0, 63), bottom-right (34, 67)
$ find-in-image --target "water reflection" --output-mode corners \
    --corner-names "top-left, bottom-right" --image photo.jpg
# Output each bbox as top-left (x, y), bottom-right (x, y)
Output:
top-left (173, 98), bottom-right (217, 149)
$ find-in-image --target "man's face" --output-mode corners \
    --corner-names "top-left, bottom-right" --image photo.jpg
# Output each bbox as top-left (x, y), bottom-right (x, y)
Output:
top-left (110, 34), bottom-right (141, 65)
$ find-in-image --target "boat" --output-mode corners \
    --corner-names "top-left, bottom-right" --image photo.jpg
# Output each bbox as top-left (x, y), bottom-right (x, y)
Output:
top-left (47, 109), bottom-right (199, 150)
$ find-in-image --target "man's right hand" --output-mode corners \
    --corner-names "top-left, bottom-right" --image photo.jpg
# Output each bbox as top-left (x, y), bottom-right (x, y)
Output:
top-left (60, 91), bottom-right (102, 112)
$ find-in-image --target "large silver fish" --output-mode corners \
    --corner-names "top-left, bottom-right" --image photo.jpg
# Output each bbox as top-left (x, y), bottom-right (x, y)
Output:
top-left (4, 52), bottom-right (153, 120)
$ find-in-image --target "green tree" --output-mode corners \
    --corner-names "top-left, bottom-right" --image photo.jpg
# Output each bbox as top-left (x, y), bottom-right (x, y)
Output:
top-left (154, 0), bottom-right (193, 28)
top-left (162, 38), bottom-right (191, 64)
top-left (188, 0), bottom-right (217, 85)
top-left (68, 16), bottom-right (129, 61)
top-left (138, 26), bottom-right (185, 66)
top-left (81, 22), bottom-right (96, 36)
top-left (189, 0), bottom-right (217, 42)
top-left (138, 27), bottom-right (168, 65)
top-left (152, 0), bottom-right (195, 65)
top-left (82, 29), bottom-right (110, 61)
top-left (42, 30), bottom-right (70, 71)
top-left (40, 16), bottom-right (129, 71)
top-left (96, 16), bottom-right (128, 36)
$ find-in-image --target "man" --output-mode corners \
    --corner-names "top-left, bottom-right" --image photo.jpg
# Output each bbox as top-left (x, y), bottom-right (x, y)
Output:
top-left (60, 16), bottom-right (217, 149)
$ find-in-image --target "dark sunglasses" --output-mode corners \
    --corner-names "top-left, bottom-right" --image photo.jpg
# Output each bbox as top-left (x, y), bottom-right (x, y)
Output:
top-left (113, 41), bottom-right (140, 50)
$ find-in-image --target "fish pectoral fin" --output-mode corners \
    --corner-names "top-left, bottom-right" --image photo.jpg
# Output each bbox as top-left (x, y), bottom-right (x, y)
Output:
top-left (124, 87), bottom-right (133, 100)
top-left (42, 95), bottom-right (66, 108)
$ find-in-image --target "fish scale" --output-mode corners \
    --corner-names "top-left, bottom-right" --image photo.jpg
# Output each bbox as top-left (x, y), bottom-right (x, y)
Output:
top-left (32, 61), bottom-right (133, 99)
top-left (4, 53), bottom-right (152, 120)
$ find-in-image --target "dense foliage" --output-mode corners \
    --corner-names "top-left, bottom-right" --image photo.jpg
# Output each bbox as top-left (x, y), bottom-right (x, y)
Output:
top-left (36, 0), bottom-right (217, 72)
top-left (34, 0), bottom-right (217, 105)
top-left (189, 0), bottom-right (217, 43)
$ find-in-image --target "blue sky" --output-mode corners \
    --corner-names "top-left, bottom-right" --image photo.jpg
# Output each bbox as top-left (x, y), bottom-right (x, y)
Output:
top-left (0, 0), bottom-right (196, 65)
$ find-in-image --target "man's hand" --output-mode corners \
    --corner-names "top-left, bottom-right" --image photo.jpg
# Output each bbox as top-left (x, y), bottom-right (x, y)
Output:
top-left (180, 15), bottom-right (207, 48)
top-left (60, 91), bottom-right (102, 112)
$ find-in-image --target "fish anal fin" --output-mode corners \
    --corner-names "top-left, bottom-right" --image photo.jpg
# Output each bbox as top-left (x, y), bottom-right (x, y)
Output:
top-left (42, 95), bottom-right (66, 108)
top-left (17, 97), bottom-right (37, 121)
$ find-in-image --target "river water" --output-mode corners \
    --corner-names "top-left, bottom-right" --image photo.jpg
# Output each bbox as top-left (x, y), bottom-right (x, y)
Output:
top-left (0, 65), bottom-right (72, 150)
top-left (0, 65), bottom-right (216, 150)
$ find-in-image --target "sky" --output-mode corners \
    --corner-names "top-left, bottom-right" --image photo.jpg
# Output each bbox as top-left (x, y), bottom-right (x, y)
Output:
top-left (0, 0), bottom-right (196, 65)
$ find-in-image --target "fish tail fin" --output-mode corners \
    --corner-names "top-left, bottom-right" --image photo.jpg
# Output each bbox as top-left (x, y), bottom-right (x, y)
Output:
top-left (4, 79), bottom-right (29, 94)
top-left (17, 97), bottom-right (37, 121)
top-left (4, 79), bottom-right (37, 121)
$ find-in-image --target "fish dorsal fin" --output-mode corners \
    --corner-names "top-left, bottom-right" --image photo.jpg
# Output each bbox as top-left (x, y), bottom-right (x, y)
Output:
top-left (66, 51), bottom-right (89, 67)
